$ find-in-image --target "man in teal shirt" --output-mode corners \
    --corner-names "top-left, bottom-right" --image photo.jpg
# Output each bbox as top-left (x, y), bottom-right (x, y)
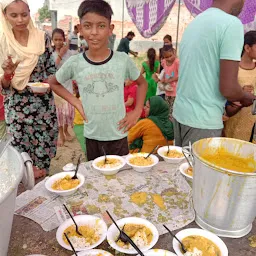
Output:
top-left (117, 31), bottom-right (138, 57)
top-left (173, 0), bottom-right (256, 147)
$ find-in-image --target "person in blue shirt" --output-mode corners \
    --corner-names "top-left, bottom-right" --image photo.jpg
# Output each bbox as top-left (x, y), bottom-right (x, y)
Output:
top-left (173, 0), bottom-right (256, 147)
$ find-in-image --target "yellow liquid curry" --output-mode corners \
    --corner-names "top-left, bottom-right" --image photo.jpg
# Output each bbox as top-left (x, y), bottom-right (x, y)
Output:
top-left (202, 147), bottom-right (256, 173)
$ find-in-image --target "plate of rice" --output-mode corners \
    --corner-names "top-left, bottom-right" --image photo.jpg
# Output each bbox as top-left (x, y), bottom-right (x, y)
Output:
top-left (73, 249), bottom-right (114, 256)
top-left (107, 217), bottom-right (159, 254)
top-left (157, 146), bottom-right (185, 164)
top-left (126, 153), bottom-right (159, 173)
top-left (92, 155), bottom-right (126, 175)
top-left (56, 215), bottom-right (108, 251)
top-left (27, 82), bottom-right (49, 93)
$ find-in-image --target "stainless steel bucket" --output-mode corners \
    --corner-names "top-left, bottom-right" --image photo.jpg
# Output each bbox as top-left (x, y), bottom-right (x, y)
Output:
top-left (192, 138), bottom-right (256, 238)
top-left (0, 146), bottom-right (34, 256)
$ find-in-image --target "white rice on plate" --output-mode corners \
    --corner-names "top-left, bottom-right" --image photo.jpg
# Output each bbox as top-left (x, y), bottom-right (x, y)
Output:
top-left (184, 248), bottom-right (203, 256)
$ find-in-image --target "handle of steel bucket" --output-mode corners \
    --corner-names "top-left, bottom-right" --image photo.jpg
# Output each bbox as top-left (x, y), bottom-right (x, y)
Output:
top-left (21, 152), bottom-right (35, 190)
top-left (183, 145), bottom-right (195, 166)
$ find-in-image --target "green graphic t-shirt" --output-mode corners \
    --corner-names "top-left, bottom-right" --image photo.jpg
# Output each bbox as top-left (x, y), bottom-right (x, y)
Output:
top-left (56, 51), bottom-right (140, 141)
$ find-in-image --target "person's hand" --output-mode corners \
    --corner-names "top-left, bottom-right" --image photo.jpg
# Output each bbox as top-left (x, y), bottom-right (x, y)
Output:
top-left (118, 109), bottom-right (141, 133)
top-left (1, 55), bottom-right (20, 75)
top-left (230, 101), bottom-right (242, 107)
top-left (243, 85), bottom-right (254, 94)
top-left (240, 92), bottom-right (256, 107)
top-left (59, 45), bottom-right (69, 58)
top-left (160, 78), bottom-right (166, 84)
top-left (152, 73), bottom-right (159, 82)
top-left (75, 99), bottom-right (88, 122)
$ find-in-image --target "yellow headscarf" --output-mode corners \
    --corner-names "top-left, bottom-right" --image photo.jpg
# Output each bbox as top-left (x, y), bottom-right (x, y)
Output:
top-left (0, 0), bottom-right (45, 90)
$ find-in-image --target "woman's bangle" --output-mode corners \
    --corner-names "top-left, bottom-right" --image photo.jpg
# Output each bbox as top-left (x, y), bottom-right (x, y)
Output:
top-left (4, 72), bottom-right (14, 81)
top-left (58, 55), bottom-right (62, 60)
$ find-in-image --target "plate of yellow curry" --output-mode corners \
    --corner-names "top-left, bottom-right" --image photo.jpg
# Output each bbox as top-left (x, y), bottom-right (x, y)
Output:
top-left (173, 228), bottom-right (228, 256)
top-left (126, 153), bottom-right (159, 173)
top-left (157, 146), bottom-right (185, 164)
top-left (56, 215), bottom-right (107, 251)
top-left (107, 217), bottom-right (159, 254)
top-left (45, 171), bottom-right (85, 196)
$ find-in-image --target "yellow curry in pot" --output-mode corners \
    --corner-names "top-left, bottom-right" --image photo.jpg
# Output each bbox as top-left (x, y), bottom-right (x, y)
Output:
top-left (201, 148), bottom-right (256, 173)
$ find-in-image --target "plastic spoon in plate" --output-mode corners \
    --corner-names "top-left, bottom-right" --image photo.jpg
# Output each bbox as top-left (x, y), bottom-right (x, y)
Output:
top-left (72, 154), bottom-right (82, 180)
top-left (165, 136), bottom-right (170, 154)
top-left (63, 204), bottom-right (83, 236)
top-left (102, 146), bottom-right (107, 164)
top-left (163, 224), bottom-right (187, 253)
top-left (145, 145), bottom-right (159, 159)
top-left (64, 232), bottom-right (78, 256)
top-left (106, 211), bottom-right (145, 256)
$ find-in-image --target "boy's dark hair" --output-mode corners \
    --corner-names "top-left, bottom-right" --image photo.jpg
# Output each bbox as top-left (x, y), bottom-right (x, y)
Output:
top-left (147, 48), bottom-right (156, 72)
top-left (52, 28), bottom-right (65, 41)
top-left (162, 44), bottom-right (174, 53)
top-left (78, 0), bottom-right (113, 21)
top-left (163, 34), bottom-right (172, 42)
top-left (242, 30), bottom-right (256, 56)
top-left (127, 31), bottom-right (135, 37)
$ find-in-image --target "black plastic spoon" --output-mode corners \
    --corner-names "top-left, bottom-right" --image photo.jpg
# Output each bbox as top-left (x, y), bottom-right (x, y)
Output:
top-left (102, 146), bottom-right (107, 164)
top-left (63, 204), bottom-right (82, 236)
top-left (106, 211), bottom-right (145, 256)
top-left (72, 154), bottom-right (82, 180)
top-left (163, 224), bottom-right (187, 253)
top-left (64, 232), bottom-right (78, 256)
top-left (165, 136), bottom-right (170, 154)
top-left (145, 145), bottom-right (159, 159)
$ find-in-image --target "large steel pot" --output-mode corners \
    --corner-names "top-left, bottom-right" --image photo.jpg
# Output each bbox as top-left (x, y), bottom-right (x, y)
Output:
top-left (192, 138), bottom-right (256, 238)
top-left (0, 146), bottom-right (34, 256)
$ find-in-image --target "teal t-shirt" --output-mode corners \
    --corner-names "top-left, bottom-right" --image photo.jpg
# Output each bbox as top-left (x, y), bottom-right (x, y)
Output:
top-left (56, 51), bottom-right (140, 141)
top-left (173, 8), bottom-right (244, 129)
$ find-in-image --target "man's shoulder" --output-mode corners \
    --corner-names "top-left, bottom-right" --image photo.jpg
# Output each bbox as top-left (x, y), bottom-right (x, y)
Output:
top-left (113, 51), bottom-right (129, 60)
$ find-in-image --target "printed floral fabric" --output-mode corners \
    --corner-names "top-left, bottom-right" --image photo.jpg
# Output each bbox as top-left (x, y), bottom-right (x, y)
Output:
top-left (3, 35), bottom-right (58, 171)
top-left (126, 0), bottom-right (256, 38)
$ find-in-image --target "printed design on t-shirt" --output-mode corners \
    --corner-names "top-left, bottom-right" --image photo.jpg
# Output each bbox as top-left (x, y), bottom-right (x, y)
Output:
top-left (83, 72), bottom-right (119, 97)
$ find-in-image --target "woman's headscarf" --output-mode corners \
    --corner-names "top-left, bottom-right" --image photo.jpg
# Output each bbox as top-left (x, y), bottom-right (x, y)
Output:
top-left (0, 0), bottom-right (45, 90)
top-left (148, 96), bottom-right (174, 140)
top-left (129, 96), bottom-right (174, 151)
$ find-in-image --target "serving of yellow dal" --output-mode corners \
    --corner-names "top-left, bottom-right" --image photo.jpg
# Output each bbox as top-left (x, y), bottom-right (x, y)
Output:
top-left (202, 148), bottom-right (256, 173)
top-left (182, 235), bottom-right (221, 256)
top-left (129, 156), bottom-right (154, 166)
top-left (52, 175), bottom-right (80, 191)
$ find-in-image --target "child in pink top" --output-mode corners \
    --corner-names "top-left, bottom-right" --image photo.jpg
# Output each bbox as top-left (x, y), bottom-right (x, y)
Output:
top-left (124, 79), bottom-right (137, 113)
top-left (160, 46), bottom-right (179, 121)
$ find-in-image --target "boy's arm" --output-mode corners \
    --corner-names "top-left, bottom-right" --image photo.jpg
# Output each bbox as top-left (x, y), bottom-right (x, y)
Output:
top-left (48, 75), bottom-right (87, 122)
top-left (125, 97), bottom-right (134, 107)
top-left (119, 74), bottom-right (147, 132)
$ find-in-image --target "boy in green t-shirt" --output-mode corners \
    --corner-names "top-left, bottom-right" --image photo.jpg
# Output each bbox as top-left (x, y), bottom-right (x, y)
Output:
top-left (49, 0), bottom-right (147, 160)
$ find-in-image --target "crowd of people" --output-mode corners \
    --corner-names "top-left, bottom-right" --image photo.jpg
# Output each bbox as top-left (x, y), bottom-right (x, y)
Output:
top-left (0, 0), bottom-right (255, 180)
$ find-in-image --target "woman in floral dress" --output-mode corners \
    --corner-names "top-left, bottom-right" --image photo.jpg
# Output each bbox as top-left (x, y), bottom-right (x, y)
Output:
top-left (0, 0), bottom-right (58, 178)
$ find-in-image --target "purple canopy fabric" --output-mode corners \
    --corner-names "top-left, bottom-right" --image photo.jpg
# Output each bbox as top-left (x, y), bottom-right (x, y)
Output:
top-left (126, 0), bottom-right (176, 38)
top-left (126, 0), bottom-right (256, 38)
top-left (183, 0), bottom-right (256, 32)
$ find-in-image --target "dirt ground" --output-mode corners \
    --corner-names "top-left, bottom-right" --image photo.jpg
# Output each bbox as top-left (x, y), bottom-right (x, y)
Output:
top-left (49, 129), bottom-right (85, 175)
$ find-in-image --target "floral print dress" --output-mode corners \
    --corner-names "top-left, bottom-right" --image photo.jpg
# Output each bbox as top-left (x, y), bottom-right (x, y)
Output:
top-left (3, 35), bottom-right (58, 172)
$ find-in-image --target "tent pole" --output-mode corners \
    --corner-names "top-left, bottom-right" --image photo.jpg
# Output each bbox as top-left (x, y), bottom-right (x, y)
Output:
top-left (176, 0), bottom-right (181, 50)
top-left (122, 0), bottom-right (125, 38)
